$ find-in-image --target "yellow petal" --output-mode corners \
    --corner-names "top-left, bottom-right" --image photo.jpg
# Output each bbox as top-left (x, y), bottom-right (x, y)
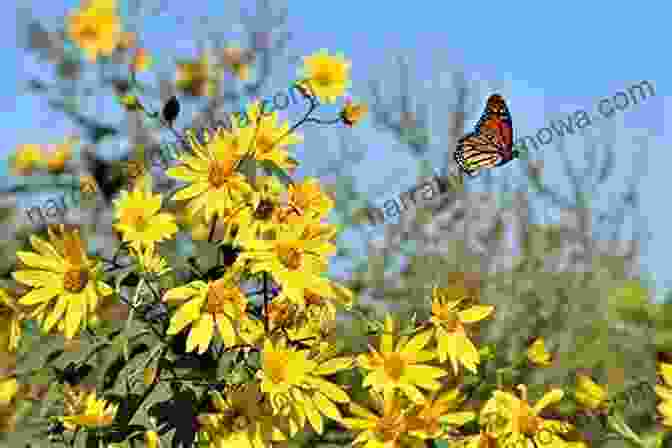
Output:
top-left (314, 357), bottom-right (354, 376)
top-left (458, 305), bottom-right (494, 323)
top-left (187, 314), bottom-right (214, 353)
top-left (312, 391), bottom-right (342, 421)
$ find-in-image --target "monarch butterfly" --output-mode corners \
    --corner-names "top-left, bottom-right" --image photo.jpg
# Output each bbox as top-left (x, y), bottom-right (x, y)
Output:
top-left (454, 94), bottom-right (518, 177)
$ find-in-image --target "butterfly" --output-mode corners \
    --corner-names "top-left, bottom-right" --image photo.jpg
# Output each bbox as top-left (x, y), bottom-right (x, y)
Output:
top-left (454, 94), bottom-right (518, 177)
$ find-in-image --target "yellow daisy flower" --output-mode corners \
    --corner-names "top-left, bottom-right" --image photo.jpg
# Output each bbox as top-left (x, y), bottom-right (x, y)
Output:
top-left (287, 177), bottom-right (334, 220)
top-left (10, 143), bottom-right (43, 176)
top-left (66, 0), bottom-right (122, 63)
top-left (480, 384), bottom-right (583, 447)
top-left (526, 337), bottom-right (553, 367)
top-left (429, 285), bottom-right (494, 375)
top-left (357, 314), bottom-right (448, 404)
top-left (0, 375), bottom-right (18, 433)
top-left (167, 127), bottom-right (254, 223)
top-left (574, 374), bottom-right (608, 411)
top-left (299, 49), bottom-right (351, 104)
top-left (12, 225), bottom-right (113, 340)
top-left (235, 100), bottom-right (302, 172)
top-left (257, 337), bottom-right (353, 435)
top-left (176, 53), bottom-right (218, 97)
top-left (58, 384), bottom-right (118, 430)
top-left (0, 290), bottom-right (24, 353)
top-left (656, 362), bottom-right (672, 427)
top-left (163, 273), bottom-right (248, 354)
top-left (197, 383), bottom-right (287, 448)
top-left (341, 99), bottom-right (368, 127)
top-left (341, 391), bottom-right (412, 448)
top-left (113, 179), bottom-right (178, 253)
top-left (405, 388), bottom-right (475, 440)
top-left (238, 220), bottom-right (336, 307)
top-left (233, 176), bottom-right (286, 243)
top-left (46, 136), bottom-right (76, 174)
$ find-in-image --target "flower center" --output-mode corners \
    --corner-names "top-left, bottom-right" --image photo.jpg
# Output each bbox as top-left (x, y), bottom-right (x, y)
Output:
top-left (383, 353), bottom-right (405, 380)
top-left (277, 246), bottom-right (302, 270)
top-left (208, 160), bottom-right (231, 188)
top-left (206, 280), bottom-right (244, 315)
top-left (120, 207), bottom-right (148, 231)
top-left (266, 353), bottom-right (289, 384)
top-left (233, 415), bottom-right (248, 431)
top-left (63, 268), bottom-right (89, 293)
top-left (254, 199), bottom-right (275, 220)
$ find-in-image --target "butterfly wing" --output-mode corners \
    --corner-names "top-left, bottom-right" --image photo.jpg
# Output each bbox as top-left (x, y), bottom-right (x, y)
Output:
top-left (475, 94), bottom-right (515, 161)
top-left (454, 131), bottom-right (504, 176)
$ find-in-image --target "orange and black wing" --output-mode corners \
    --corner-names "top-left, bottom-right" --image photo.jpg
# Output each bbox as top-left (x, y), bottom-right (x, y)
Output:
top-left (454, 130), bottom-right (505, 177)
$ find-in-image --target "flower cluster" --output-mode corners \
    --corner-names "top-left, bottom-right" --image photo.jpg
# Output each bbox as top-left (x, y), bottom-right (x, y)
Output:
top-left (5, 2), bottom-right (667, 447)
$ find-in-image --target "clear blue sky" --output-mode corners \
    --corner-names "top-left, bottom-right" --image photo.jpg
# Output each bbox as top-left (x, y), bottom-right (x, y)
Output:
top-left (4, 0), bottom-right (670, 300)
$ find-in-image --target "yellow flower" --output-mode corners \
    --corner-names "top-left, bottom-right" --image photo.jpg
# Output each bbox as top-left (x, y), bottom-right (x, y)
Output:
top-left (287, 177), bottom-right (334, 220)
top-left (429, 285), bottom-right (494, 375)
top-left (299, 49), bottom-right (351, 103)
top-left (163, 274), bottom-right (248, 354)
top-left (233, 176), bottom-right (286, 243)
top-left (10, 143), bottom-right (43, 176)
top-left (405, 388), bottom-right (475, 440)
top-left (176, 54), bottom-right (217, 97)
top-left (656, 362), bottom-right (672, 427)
top-left (58, 385), bottom-right (118, 430)
top-left (221, 46), bottom-right (254, 81)
top-left (12, 225), bottom-right (113, 340)
top-left (480, 384), bottom-right (581, 447)
top-left (131, 47), bottom-right (152, 73)
top-left (527, 337), bottom-right (553, 367)
top-left (197, 383), bottom-right (287, 448)
top-left (341, 99), bottom-right (368, 127)
top-left (46, 136), bottom-right (76, 173)
top-left (235, 100), bottom-right (303, 172)
top-left (238, 220), bottom-right (336, 307)
top-left (357, 314), bottom-right (448, 404)
top-left (66, 0), bottom-right (122, 63)
top-left (574, 375), bottom-right (608, 411)
top-left (0, 290), bottom-right (24, 353)
top-left (145, 430), bottom-right (160, 448)
top-left (257, 338), bottom-right (353, 435)
top-left (135, 244), bottom-right (171, 277)
top-left (113, 179), bottom-right (178, 253)
top-left (0, 375), bottom-right (18, 433)
top-left (341, 391), bottom-right (411, 448)
top-left (167, 127), bottom-right (253, 223)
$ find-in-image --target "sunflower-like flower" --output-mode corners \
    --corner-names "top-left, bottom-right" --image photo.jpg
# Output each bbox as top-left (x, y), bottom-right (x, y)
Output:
top-left (46, 136), bottom-right (76, 173)
top-left (526, 337), bottom-right (553, 368)
top-left (234, 100), bottom-right (302, 172)
top-left (0, 290), bottom-right (25, 353)
top-left (163, 273), bottom-right (248, 354)
top-left (286, 177), bottom-right (334, 220)
top-left (357, 314), bottom-right (448, 404)
top-left (656, 362), bottom-right (672, 427)
top-left (238, 219), bottom-right (336, 308)
top-left (66, 0), bottom-right (122, 63)
top-left (298, 49), bottom-right (351, 104)
top-left (480, 384), bottom-right (585, 448)
top-left (176, 53), bottom-right (218, 97)
top-left (341, 99), bottom-right (368, 127)
top-left (197, 383), bottom-right (287, 448)
top-left (233, 176), bottom-right (287, 243)
top-left (0, 374), bottom-right (18, 433)
top-left (113, 178), bottom-right (178, 252)
top-left (167, 127), bottom-right (254, 223)
top-left (58, 384), bottom-right (118, 430)
top-left (341, 390), bottom-right (413, 448)
top-left (12, 225), bottom-right (113, 340)
top-left (428, 285), bottom-right (494, 375)
top-left (257, 337), bottom-right (353, 435)
top-left (574, 374), bottom-right (608, 411)
top-left (405, 388), bottom-right (475, 440)
top-left (10, 143), bottom-right (43, 176)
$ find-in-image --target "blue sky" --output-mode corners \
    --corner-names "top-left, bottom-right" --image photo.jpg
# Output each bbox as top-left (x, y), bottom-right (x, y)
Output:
top-left (4, 0), bottom-right (670, 300)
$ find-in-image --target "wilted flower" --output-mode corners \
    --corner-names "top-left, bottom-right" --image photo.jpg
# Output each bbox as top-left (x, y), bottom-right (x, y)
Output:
top-left (341, 99), bottom-right (367, 127)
